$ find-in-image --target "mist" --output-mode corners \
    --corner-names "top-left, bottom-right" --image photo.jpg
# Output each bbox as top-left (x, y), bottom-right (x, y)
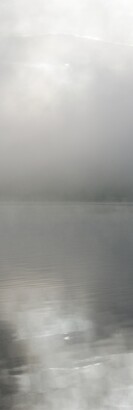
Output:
top-left (0, 0), bottom-right (133, 201)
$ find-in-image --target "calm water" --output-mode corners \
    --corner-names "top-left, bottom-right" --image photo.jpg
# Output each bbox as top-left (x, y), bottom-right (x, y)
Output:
top-left (0, 202), bottom-right (133, 330)
top-left (1, 203), bottom-right (133, 409)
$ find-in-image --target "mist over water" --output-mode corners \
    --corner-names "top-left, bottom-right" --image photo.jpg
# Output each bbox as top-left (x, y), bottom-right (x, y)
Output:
top-left (0, 1), bottom-right (133, 200)
top-left (1, 2), bottom-right (133, 408)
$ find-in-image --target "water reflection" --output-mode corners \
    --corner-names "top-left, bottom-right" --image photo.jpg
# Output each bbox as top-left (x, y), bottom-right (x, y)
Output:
top-left (0, 204), bottom-right (133, 408)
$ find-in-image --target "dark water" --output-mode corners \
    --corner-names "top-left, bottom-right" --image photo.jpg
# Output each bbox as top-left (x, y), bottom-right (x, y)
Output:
top-left (0, 202), bottom-right (133, 330)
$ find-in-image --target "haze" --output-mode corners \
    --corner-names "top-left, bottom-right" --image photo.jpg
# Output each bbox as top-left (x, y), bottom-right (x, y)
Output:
top-left (0, 0), bottom-right (133, 201)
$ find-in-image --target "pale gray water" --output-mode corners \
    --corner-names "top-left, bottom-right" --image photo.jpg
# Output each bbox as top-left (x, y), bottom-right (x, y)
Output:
top-left (0, 203), bottom-right (133, 409)
top-left (0, 203), bottom-right (133, 326)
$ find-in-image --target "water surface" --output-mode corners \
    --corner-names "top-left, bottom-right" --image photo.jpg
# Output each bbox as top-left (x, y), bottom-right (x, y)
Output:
top-left (0, 203), bottom-right (133, 409)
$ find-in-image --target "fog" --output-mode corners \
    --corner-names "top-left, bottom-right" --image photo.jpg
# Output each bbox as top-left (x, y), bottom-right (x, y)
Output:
top-left (0, 0), bottom-right (133, 201)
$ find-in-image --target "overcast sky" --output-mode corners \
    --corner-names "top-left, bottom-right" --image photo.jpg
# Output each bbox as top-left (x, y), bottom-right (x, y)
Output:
top-left (0, 0), bottom-right (133, 200)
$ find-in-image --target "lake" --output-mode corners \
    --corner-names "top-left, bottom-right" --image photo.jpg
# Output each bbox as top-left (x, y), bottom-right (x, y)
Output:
top-left (0, 203), bottom-right (133, 409)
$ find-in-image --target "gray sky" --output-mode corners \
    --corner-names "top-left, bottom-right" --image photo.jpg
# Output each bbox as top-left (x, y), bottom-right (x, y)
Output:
top-left (0, 0), bottom-right (133, 200)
